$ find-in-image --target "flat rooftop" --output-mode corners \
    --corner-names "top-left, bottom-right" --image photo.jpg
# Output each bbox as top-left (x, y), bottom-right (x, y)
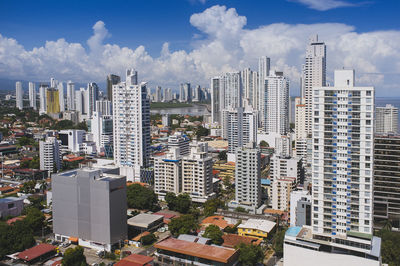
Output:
top-left (57, 168), bottom-right (124, 181)
top-left (128, 213), bottom-right (164, 227)
top-left (238, 219), bottom-right (276, 233)
top-left (154, 237), bottom-right (238, 264)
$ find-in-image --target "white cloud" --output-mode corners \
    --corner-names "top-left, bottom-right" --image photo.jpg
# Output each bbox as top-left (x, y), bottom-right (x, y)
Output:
top-left (0, 5), bottom-right (399, 96)
top-left (289, 0), bottom-right (356, 11)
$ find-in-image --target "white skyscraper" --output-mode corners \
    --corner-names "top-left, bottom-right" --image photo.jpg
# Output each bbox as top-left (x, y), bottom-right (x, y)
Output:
top-left (58, 82), bottom-right (65, 112)
top-left (87, 82), bottom-right (99, 118)
top-left (295, 97), bottom-right (307, 158)
top-left (155, 86), bottom-right (162, 102)
top-left (168, 131), bottom-right (190, 156)
top-left (241, 68), bottom-right (258, 109)
top-left (90, 111), bottom-right (113, 155)
top-left (232, 142), bottom-right (261, 213)
top-left (75, 88), bottom-right (86, 115)
top-left (211, 76), bottom-right (225, 124)
top-left (39, 84), bottom-right (48, 114)
top-left (113, 69), bottom-right (150, 181)
top-left (225, 72), bottom-right (242, 109)
top-left (67, 81), bottom-right (75, 111)
top-left (40, 136), bottom-right (62, 174)
top-left (28, 82), bottom-right (36, 110)
top-left (258, 56), bottom-right (270, 120)
top-left (16, 81), bottom-right (23, 110)
top-left (312, 69), bottom-right (374, 236)
top-left (95, 100), bottom-right (112, 116)
top-left (222, 106), bottom-right (258, 155)
top-left (302, 35), bottom-right (326, 136)
top-left (376, 104), bottom-right (398, 134)
top-left (50, 77), bottom-right (57, 88)
top-left (264, 71), bottom-right (289, 135)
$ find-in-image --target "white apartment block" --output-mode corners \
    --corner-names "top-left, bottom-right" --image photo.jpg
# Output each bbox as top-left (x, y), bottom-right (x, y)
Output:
top-left (67, 81), bottom-right (75, 111)
top-left (28, 82), bottom-right (36, 110)
top-left (87, 82), bottom-right (99, 118)
top-left (211, 76), bottom-right (224, 124)
top-left (258, 56), bottom-right (270, 121)
top-left (312, 69), bottom-right (374, 236)
top-left (154, 147), bottom-right (182, 197)
top-left (232, 142), bottom-right (262, 212)
top-left (295, 97), bottom-right (307, 140)
top-left (264, 71), bottom-right (289, 135)
top-left (168, 131), bottom-right (190, 156)
top-left (272, 176), bottom-right (296, 211)
top-left (269, 154), bottom-right (302, 183)
top-left (241, 68), bottom-right (258, 109)
top-left (302, 34), bottom-right (326, 136)
top-left (376, 104), bottom-right (398, 134)
top-left (16, 81), bottom-right (23, 110)
top-left (113, 69), bottom-right (150, 181)
top-left (39, 84), bottom-right (47, 114)
top-left (289, 190), bottom-right (311, 227)
top-left (154, 143), bottom-right (214, 203)
top-left (224, 72), bottom-right (242, 109)
top-left (96, 100), bottom-right (113, 116)
top-left (222, 106), bottom-right (258, 155)
top-left (58, 82), bottom-right (65, 112)
top-left (181, 142), bottom-right (214, 203)
top-left (40, 137), bottom-right (62, 174)
top-left (58, 129), bottom-right (86, 153)
top-left (90, 112), bottom-right (113, 155)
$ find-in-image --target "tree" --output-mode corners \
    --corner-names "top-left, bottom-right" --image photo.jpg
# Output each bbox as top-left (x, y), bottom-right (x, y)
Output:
top-left (0, 221), bottom-right (35, 259)
top-left (126, 184), bottom-right (158, 211)
top-left (203, 225), bottom-right (223, 245)
top-left (39, 180), bottom-right (48, 192)
top-left (218, 150), bottom-right (227, 161)
top-left (140, 233), bottom-right (157, 245)
top-left (259, 140), bottom-right (269, 147)
top-left (235, 207), bottom-right (247, 213)
top-left (169, 214), bottom-right (199, 237)
top-left (165, 193), bottom-right (192, 214)
top-left (195, 126), bottom-right (209, 139)
top-left (24, 207), bottom-right (46, 233)
top-left (29, 156), bottom-right (40, 169)
top-left (21, 180), bottom-right (36, 194)
top-left (376, 228), bottom-right (400, 265)
top-left (62, 246), bottom-right (87, 266)
top-left (75, 121), bottom-right (88, 131)
top-left (272, 228), bottom-right (287, 257)
top-left (236, 243), bottom-right (264, 266)
top-left (18, 136), bottom-right (35, 146)
top-left (203, 198), bottom-right (224, 217)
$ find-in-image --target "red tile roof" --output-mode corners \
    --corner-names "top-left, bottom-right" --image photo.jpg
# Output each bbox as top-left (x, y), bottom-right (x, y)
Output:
top-left (115, 254), bottom-right (154, 266)
top-left (17, 243), bottom-right (56, 262)
top-left (153, 212), bottom-right (176, 219)
top-left (222, 234), bottom-right (262, 248)
top-left (201, 216), bottom-right (232, 230)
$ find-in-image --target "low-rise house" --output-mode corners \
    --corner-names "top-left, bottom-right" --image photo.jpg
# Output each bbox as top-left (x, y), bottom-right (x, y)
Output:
top-left (115, 254), bottom-right (154, 266)
top-left (127, 213), bottom-right (164, 231)
top-left (17, 244), bottom-right (57, 264)
top-left (0, 197), bottom-right (24, 218)
top-left (237, 219), bottom-right (276, 240)
top-left (222, 234), bottom-right (262, 248)
top-left (201, 215), bottom-right (233, 230)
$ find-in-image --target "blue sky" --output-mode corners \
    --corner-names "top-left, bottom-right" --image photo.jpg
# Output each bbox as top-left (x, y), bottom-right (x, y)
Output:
top-left (0, 0), bottom-right (399, 95)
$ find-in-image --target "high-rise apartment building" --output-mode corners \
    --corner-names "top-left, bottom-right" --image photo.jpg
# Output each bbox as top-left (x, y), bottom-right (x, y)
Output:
top-left (28, 82), bottom-right (36, 110)
top-left (155, 86), bottom-right (162, 102)
top-left (264, 71), bottom-right (289, 135)
top-left (312, 69), bottom-right (374, 236)
top-left (373, 135), bottom-right (400, 229)
top-left (46, 88), bottom-right (60, 114)
top-left (113, 69), bottom-right (150, 181)
top-left (211, 76), bottom-right (224, 124)
top-left (232, 142), bottom-right (262, 213)
top-left (39, 84), bottom-right (48, 114)
top-left (258, 56), bottom-right (270, 120)
top-left (154, 142), bottom-right (214, 203)
top-left (87, 82), bottom-right (99, 118)
top-left (16, 81), bottom-right (23, 110)
top-left (106, 74), bottom-right (121, 102)
top-left (168, 131), bottom-right (190, 156)
top-left (39, 137), bottom-right (62, 174)
top-left (241, 68), bottom-right (258, 108)
top-left (90, 112), bottom-right (113, 156)
top-left (272, 176), bottom-right (296, 211)
top-left (75, 87), bottom-right (87, 115)
top-left (376, 104), bottom-right (398, 134)
top-left (269, 155), bottom-right (303, 183)
top-left (295, 97), bottom-right (307, 158)
top-left (52, 168), bottom-right (127, 251)
top-left (95, 100), bottom-right (112, 116)
top-left (58, 82), bottom-right (65, 112)
top-left (222, 106), bottom-right (258, 154)
top-left (302, 35), bottom-right (326, 136)
top-left (225, 72), bottom-right (242, 109)
top-left (67, 81), bottom-right (75, 111)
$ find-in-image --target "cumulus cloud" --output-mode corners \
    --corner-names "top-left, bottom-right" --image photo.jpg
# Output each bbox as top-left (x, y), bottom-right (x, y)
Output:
top-left (289, 0), bottom-right (356, 11)
top-left (0, 5), bottom-right (399, 96)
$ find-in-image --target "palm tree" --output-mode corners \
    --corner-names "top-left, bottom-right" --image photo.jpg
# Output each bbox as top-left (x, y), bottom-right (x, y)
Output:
top-left (39, 180), bottom-right (48, 193)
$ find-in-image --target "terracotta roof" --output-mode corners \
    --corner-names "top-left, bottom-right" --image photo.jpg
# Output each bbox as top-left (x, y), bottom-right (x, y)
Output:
top-left (6, 216), bottom-right (25, 225)
top-left (154, 237), bottom-right (238, 264)
top-left (115, 254), bottom-right (154, 266)
top-left (153, 212), bottom-right (176, 219)
top-left (132, 231), bottom-right (150, 242)
top-left (222, 234), bottom-right (262, 248)
top-left (17, 243), bottom-right (56, 262)
top-left (0, 186), bottom-right (13, 192)
top-left (201, 216), bottom-right (232, 229)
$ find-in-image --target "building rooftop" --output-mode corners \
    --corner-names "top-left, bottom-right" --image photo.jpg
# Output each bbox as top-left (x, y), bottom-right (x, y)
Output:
top-left (0, 196), bottom-right (21, 203)
top-left (154, 237), bottom-right (238, 264)
top-left (17, 243), bottom-right (56, 262)
top-left (201, 215), bottom-right (232, 229)
top-left (115, 254), bottom-right (154, 266)
top-left (238, 219), bottom-right (276, 233)
top-left (222, 234), bottom-right (262, 248)
top-left (177, 234), bottom-right (210, 244)
top-left (128, 213), bottom-right (164, 228)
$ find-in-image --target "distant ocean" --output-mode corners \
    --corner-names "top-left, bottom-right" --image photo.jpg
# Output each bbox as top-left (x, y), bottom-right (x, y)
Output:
top-left (290, 97), bottom-right (400, 130)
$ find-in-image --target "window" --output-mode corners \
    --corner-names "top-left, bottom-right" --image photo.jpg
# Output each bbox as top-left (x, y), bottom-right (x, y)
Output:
top-left (366, 91), bottom-right (371, 96)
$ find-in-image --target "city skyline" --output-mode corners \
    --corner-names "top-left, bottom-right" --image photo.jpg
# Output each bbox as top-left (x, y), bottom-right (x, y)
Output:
top-left (0, 1), bottom-right (399, 96)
